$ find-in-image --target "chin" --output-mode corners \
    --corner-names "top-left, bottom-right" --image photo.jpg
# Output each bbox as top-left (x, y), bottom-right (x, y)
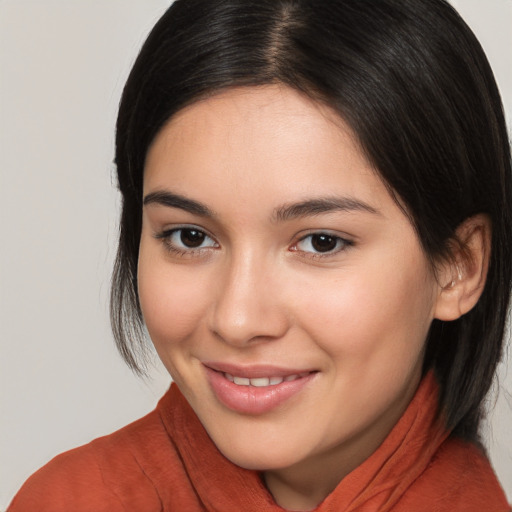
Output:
top-left (213, 434), bottom-right (304, 472)
top-left (226, 452), bottom-right (295, 472)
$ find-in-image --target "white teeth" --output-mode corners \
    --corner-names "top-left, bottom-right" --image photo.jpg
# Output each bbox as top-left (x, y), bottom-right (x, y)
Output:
top-left (233, 376), bottom-right (250, 385)
top-left (250, 377), bottom-right (270, 387)
top-left (226, 373), bottom-right (307, 386)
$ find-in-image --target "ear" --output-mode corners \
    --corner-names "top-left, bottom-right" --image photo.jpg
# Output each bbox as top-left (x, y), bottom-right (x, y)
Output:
top-left (434, 214), bottom-right (491, 321)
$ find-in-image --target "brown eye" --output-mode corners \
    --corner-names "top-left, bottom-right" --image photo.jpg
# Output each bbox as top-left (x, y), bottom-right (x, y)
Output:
top-left (310, 234), bottom-right (338, 252)
top-left (156, 227), bottom-right (218, 254)
top-left (294, 232), bottom-right (351, 256)
top-left (180, 229), bottom-right (206, 248)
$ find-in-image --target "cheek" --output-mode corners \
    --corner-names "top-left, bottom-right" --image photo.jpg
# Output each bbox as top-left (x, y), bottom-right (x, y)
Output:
top-left (137, 252), bottom-right (211, 351)
top-left (294, 254), bottom-right (435, 364)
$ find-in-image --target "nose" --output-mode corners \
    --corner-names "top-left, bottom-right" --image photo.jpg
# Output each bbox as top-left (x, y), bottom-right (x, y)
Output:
top-left (208, 251), bottom-right (289, 347)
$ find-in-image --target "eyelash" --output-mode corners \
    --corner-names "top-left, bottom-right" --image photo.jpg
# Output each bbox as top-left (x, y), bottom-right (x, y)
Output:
top-left (154, 227), bottom-right (219, 257)
top-left (154, 227), bottom-right (354, 259)
top-left (291, 232), bottom-right (354, 259)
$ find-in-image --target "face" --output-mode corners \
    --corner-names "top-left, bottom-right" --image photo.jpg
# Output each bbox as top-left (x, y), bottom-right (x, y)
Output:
top-left (139, 85), bottom-right (441, 487)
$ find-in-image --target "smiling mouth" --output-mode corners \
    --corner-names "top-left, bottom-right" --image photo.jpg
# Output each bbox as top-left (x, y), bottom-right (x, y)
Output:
top-left (204, 365), bottom-right (317, 414)
top-left (224, 372), bottom-right (311, 387)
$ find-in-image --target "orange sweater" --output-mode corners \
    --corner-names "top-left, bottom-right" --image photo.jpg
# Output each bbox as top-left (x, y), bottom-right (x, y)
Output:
top-left (8, 374), bottom-right (510, 511)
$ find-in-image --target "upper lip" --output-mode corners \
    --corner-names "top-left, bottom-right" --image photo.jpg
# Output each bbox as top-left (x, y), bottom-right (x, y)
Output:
top-left (203, 361), bottom-right (316, 378)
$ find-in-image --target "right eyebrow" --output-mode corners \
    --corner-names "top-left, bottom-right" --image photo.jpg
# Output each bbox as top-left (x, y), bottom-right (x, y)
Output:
top-left (143, 190), bottom-right (215, 217)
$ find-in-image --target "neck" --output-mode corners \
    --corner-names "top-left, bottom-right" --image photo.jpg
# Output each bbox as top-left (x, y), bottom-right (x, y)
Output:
top-left (263, 451), bottom-right (353, 511)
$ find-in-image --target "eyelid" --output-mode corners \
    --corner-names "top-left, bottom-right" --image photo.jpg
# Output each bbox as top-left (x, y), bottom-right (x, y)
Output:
top-left (290, 230), bottom-right (354, 258)
top-left (154, 223), bottom-right (216, 240)
top-left (154, 225), bottom-right (220, 256)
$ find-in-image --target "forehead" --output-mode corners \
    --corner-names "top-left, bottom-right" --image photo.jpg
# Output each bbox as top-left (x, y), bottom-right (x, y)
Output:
top-left (143, 85), bottom-right (394, 217)
top-left (149, 85), bottom-right (360, 158)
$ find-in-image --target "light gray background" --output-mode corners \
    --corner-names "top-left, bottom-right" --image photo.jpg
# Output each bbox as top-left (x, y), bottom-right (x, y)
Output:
top-left (1, 1), bottom-right (511, 509)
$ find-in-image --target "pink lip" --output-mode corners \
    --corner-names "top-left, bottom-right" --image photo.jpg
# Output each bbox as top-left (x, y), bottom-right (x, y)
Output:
top-left (203, 363), bottom-right (317, 415)
top-left (204, 361), bottom-right (314, 378)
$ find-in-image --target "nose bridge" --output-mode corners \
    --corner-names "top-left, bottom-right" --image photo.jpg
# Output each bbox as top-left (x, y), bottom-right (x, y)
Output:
top-left (210, 247), bottom-right (287, 346)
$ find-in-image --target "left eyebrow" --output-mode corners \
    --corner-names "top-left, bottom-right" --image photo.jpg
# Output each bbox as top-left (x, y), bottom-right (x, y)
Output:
top-left (273, 197), bottom-right (380, 222)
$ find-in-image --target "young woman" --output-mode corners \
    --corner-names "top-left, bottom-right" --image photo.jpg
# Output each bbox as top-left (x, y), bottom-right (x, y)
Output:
top-left (8, 0), bottom-right (511, 510)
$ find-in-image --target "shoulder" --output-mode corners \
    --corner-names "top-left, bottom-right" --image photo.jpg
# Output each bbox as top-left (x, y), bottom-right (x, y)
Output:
top-left (397, 436), bottom-right (510, 511)
top-left (7, 408), bottom-right (171, 512)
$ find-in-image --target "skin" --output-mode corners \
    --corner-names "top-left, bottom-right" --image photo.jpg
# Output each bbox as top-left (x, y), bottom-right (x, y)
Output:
top-left (137, 85), bottom-right (481, 511)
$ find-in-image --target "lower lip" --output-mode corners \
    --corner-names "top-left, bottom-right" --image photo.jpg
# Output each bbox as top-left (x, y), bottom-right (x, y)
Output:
top-left (204, 367), bottom-right (316, 415)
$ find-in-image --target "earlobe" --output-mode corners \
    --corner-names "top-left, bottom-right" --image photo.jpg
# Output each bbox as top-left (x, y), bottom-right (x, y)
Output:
top-left (434, 214), bottom-right (491, 321)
